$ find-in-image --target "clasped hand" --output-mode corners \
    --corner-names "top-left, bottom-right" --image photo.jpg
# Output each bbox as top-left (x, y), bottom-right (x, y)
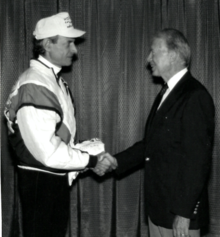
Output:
top-left (92, 152), bottom-right (118, 176)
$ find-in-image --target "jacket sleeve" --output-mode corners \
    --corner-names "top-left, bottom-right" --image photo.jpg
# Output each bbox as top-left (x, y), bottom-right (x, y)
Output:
top-left (6, 81), bottom-right (98, 171)
top-left (16, 106), bottom-right (97, 170)
top-left (115, 140), bottom-right (146, 176)
top-left (170, 90), bottom-right (215, 218)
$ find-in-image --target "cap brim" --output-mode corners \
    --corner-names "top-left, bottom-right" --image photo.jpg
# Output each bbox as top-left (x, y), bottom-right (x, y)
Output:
top-left (62, 28), bottom-right (86, 38)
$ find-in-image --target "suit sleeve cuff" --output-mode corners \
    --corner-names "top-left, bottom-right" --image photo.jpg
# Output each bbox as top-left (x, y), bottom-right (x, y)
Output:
top-left (86, 155), bottom-right (98, 168)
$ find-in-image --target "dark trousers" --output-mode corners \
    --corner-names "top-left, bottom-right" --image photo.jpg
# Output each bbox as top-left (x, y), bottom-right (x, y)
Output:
top-left (18, 168), bottom-right (70, 237)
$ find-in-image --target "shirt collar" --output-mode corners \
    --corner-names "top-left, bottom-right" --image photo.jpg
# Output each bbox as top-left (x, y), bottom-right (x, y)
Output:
top-left (38, 55), bottom-right (62, 76)
top-left (167, 68), bottom-right (188, 91)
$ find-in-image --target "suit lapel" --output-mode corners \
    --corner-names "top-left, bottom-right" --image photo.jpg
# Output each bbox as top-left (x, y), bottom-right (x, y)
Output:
top-left (145, 72), bottom-right (192, 139)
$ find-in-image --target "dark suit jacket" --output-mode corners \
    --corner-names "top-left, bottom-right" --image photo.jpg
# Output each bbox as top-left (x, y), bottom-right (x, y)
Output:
top-left (115, 72), bottom-right (215, 229)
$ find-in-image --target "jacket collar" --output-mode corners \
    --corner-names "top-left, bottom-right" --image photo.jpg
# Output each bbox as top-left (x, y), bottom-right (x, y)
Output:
top-left (30, 59), bottom-right (59, 80)
top-left (38, 55), bottom-right (61, 75)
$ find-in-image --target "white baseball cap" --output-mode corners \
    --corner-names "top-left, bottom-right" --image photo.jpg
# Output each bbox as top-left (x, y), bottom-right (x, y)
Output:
top-left (33, 12), bottom-right (85, 40)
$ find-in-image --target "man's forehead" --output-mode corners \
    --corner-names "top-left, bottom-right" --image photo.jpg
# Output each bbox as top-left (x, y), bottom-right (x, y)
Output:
top-left (151, 37), bottom-right (167, 50)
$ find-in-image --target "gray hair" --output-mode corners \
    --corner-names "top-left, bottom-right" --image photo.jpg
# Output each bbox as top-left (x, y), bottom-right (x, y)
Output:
top-left (33, 35), bottom-right (59, 58)
top-left (154, 28), bottom-right (191, 67)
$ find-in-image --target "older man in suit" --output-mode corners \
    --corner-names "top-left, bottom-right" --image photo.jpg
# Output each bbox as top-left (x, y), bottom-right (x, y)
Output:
top-left (96, 29), bottom-right (215, 237)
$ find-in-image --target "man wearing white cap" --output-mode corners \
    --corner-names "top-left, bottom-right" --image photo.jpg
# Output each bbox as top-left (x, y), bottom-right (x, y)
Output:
top-left (5, 12), bottom-right (117, 237)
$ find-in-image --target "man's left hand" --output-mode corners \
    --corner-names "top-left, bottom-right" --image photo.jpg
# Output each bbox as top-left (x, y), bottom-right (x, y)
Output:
top-left (173, 215), bottom-right (190, 237)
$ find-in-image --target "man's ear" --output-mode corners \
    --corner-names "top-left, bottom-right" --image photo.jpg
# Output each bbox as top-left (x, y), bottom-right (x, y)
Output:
top-left (42, 38), bottom-right (52, 52)
top-left (169, 50), bottom-right (178, 63)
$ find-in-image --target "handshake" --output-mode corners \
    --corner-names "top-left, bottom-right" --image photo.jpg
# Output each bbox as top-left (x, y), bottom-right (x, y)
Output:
top-left (92, 152), bottom-right (118, 176)
top-left (74, 138), bottom-right (117, 176)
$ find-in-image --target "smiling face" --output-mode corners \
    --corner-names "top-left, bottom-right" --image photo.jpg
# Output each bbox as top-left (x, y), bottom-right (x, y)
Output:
top-left (46, 35), bottom-right (78, 67)
top-left (147, 37), bottom-right (172, 81)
